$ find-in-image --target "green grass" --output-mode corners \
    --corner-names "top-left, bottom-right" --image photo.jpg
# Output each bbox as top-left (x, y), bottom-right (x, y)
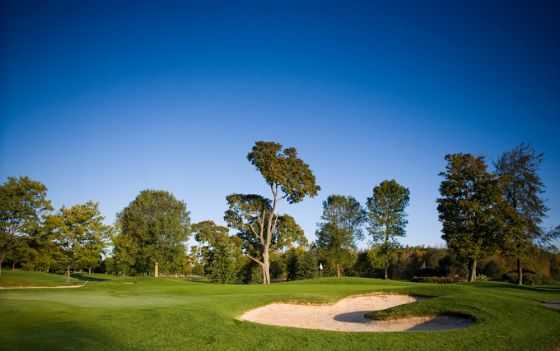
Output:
top-left (1, 273), bottom-right (560, 351)
top-left (0, 270), bottom-right (81, 287)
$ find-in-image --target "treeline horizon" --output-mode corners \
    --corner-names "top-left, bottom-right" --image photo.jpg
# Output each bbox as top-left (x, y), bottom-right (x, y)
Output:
top-left (1, 141), bottom-right (559, 286)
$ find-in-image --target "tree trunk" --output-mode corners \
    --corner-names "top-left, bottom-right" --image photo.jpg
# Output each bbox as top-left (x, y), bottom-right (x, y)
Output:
top-left (469, 259), bottom-right (477, 282)
top-left (12, 262), bottom-right (15, 271)
top-left (0, 256), bottom-right (3, 277)
top-left (384, 264), bottom-right (389, 280)
top-left (88, 267), bottom-right (92, 276)
top-left (264, 247), bottom-right (271, 283)
top-left (154, 262), bottom-right (159, 278)
top-left (263, 249), bottom-right (270, 285)
top-left (336, 264), bottom-right (341, 279)
top-left (66, 266), bottom-right (71, 280)
top-left (517, 258), bottom-right (523, 286)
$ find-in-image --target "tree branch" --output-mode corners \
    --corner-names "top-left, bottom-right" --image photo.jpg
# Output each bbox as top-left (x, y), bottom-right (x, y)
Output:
top-left (246, 254), bottom-right (264, 266)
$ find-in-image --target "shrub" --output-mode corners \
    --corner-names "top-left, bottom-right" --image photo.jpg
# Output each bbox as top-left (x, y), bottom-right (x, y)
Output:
top-left (411, 276), bottom-right (464, 284)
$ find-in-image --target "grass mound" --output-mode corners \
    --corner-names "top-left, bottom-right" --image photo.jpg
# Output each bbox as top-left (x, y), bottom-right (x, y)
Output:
top-left (0, 270), bottom-right (81, 287)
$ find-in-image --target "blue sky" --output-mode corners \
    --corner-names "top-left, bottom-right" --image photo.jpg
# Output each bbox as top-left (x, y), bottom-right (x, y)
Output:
top-left (1, 1), bottom-right (559, 247)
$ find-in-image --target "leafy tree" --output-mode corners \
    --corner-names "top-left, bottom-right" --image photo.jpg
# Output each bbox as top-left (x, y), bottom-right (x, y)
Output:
top-left (495, 144), bottom-right (549, 285)
top-left (225, 193), bottom-right (307, 284)
top-left (225, 141), bottom-right (319, 284)
top-left (0, 176), bottom-right (52, 276)
top-left (47, 202), bottom-right (110, 277)
top-left (5, 236), bottom-right (32, 270)
top-left (437, 154), bottom-right (504, 282)
top-left (366, 180), bottom-right (410, 279)
top-left (286, 248), bottom-right (305, 280)
top-left (192, 220), bottom-right (241, 283)
top-left (115, 190), bottom-right (191, 276)
top-left (316, 195), bottom-right (365, 278)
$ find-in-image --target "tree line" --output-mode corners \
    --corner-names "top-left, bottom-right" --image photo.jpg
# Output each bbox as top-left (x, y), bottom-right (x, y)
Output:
top-left (1, 142), bottom-right (558, 285)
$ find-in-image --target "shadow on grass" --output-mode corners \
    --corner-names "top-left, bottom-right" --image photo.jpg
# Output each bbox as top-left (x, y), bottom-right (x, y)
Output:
top-left (5, 320), bottom-right (124, 351)
top-left (470, 282), bottom-right (560, 293)
top-left (71, 273), bottom-right (111, 282)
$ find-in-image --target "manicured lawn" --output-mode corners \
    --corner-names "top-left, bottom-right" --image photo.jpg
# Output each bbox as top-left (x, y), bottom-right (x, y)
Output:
top-left (1, 273), bottom-right (559, 351)
top-left (0, 270), bottom-right (81, 287)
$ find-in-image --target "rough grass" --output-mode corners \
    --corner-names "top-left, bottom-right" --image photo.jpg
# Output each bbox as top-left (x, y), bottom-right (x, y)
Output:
top-left (1, 273), bottom-right (560, 351)
top-left (0, 270), bottom-right (81, 287)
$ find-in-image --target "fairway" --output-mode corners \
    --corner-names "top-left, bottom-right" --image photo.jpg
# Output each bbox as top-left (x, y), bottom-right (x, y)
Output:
top-left (1, 274), bottom-right (560, 351)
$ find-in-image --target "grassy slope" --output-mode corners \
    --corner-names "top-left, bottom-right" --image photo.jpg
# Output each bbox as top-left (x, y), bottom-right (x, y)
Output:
top-left (0, 275), bottom-right (559, 351)
top-left (0, 270), bottom-right (81, 287)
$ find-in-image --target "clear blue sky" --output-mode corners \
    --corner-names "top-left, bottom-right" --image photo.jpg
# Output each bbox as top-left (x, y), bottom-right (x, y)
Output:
top-left (1, 1), bottom-right (559, 247)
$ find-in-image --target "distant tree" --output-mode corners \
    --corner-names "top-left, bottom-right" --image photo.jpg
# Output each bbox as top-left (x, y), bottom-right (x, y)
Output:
top-left (286, 248), bottom-right (303, 281)
top-left (192, 220), bottom-right (241, 283)
top-left (225, 193), bottom-right (307, 284)
top-left (495, 144), bottom-right (549, 285)
top-left (47, 202), bottom-right (110, 278)
top-left (5, 236), bottom-right (31, 270)
top-left (437, 154), bottom-right (504, 282)
top-left (316, 195), bottom-right (365, 278)
top-left (0, 177), bottom-right (52, 276)
top-left (116, 190), bottom-right (190, 277)
top-left (111, 228), bottom-right (137, 275)
top-left (366, 180), bottom-right (410, 279)
top-left (225, 141), bottom-right (319, 284)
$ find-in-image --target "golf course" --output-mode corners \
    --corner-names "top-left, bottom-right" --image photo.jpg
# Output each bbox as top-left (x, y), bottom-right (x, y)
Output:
top-left (1, 271), bottom-right (560, 351)
top-left (2, 2), bottom-right (560, 350)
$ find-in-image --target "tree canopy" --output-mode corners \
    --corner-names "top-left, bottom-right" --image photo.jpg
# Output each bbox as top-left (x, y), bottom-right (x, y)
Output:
top-left (226, 141), bottom-right (318, 284)
top-left (437, 154), bottom-right (504, 282)
top-left (316, 195), bottom-right (365, 278)
top-left (0, 177), bottom-right (52, 275)
top-left (115, 190), bottom-right (191, 276)
top-left (495, 144), bottom-right (548, 285)
top-left (366, 179), bottom-right (410, 279)
top-left (47, 202), bottom-right (110, 276)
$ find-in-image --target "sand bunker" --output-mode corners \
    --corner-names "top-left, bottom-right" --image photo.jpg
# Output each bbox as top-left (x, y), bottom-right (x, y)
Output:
top-left (239, 294), bottom-right (472, 332)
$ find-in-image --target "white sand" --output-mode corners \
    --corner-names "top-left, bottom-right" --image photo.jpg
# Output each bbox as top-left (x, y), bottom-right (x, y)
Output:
top-left (239, 294), bottom-right (472, 332)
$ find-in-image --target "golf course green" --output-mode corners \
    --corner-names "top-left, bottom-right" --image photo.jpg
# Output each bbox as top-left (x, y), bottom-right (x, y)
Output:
top-left (1, 271), bottom-right (559, 351)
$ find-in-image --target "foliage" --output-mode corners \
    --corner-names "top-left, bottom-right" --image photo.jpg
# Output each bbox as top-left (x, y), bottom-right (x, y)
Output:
top-left (192, 220), bottom-right (241, 283)
top-left (114, 190), bottom-right (191, 275)
top-left (437, 154), bottom-right (505, 282)
top-left (247, 141), bottom-right (320, 204)
top-left (46, 202), bottom-right (110, 275)
top-left (495, 144), bottom-right (549, 284)
top-left (410, 276), bottom-right (464, 283)
top-left (366, 180), bottom-right (410, 279)
top-left (227, 141), bottom-right (319, 285)
top-left (316, 195), bottom-right (365, 278)
top-left (286, 247), bottom-right (318, 280)
top-left (0, 176), bottom-right (52, 275)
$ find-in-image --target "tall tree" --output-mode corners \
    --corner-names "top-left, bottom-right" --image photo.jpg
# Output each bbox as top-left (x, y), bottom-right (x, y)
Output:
top-left (366, 180), bottom-right (410, 279)
top-left (225, 194), bottom-right (307, 284)
top-left (48, 202), bottom-right (110, 278)
top-left (225, 141), bottom-right (319, 285)
top-left (437, 154), bottom-right (503, 282)
top-left (316, 195), bottom-right (365, 278)
top-left (0, 177), bottom-right (52, 276)
top-left (192, 220), bottom-right (241, 283)
top-left (495, 144), bottom-right (549, 285)
top-left (116, 190), bottom-right (191, 277)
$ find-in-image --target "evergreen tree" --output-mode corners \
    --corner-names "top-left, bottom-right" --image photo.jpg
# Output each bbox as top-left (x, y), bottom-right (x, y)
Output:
top-left (366, 180), bottom-right (410, 279)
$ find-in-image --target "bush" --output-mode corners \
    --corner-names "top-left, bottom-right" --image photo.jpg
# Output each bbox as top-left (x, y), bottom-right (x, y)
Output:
top-left (411, 276), bottom-right (464, 284)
